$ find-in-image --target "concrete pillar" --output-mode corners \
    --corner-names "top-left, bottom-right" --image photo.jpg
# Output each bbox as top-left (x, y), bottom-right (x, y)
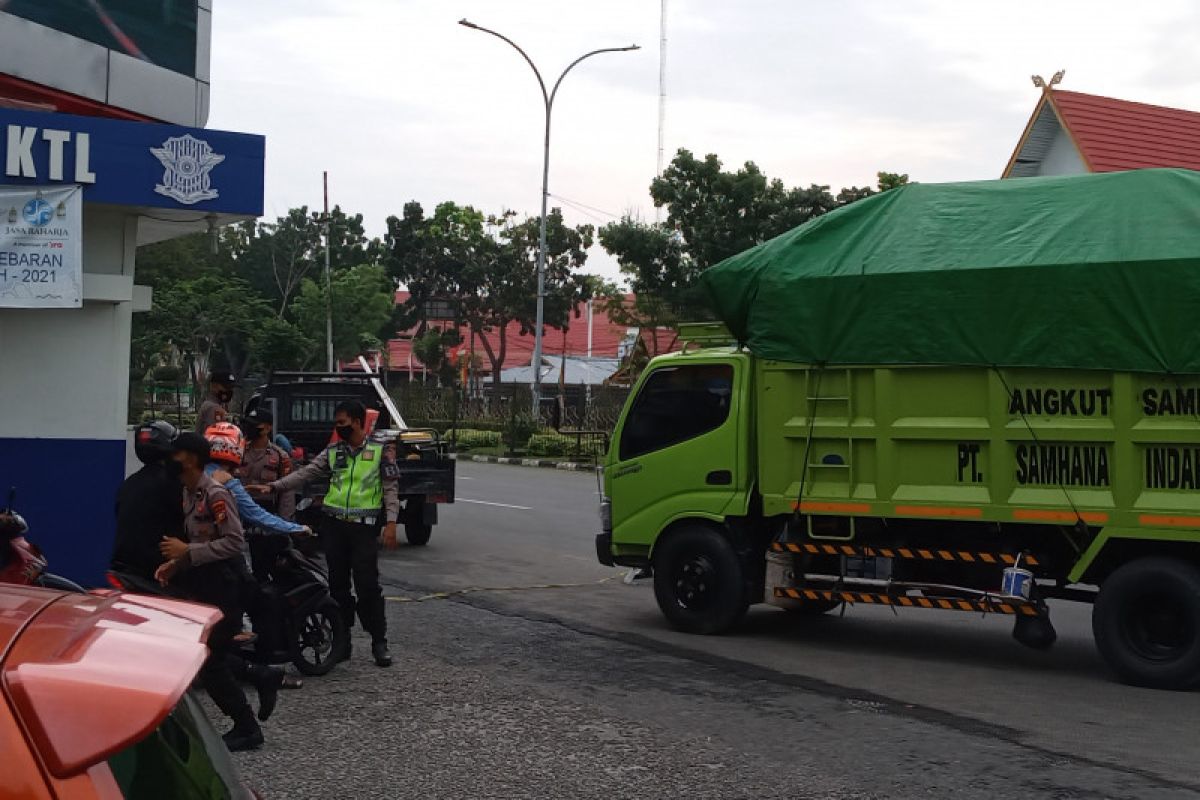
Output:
top-left (0, 205), bottom-right (141, 584)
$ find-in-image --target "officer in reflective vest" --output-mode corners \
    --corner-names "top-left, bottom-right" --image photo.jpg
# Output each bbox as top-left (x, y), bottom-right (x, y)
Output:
top-left (251, 399), bottom-right (399, 667)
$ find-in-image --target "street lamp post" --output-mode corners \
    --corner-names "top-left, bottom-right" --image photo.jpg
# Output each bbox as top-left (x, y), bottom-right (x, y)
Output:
top-left (459, 19), bottom-right (638, 415)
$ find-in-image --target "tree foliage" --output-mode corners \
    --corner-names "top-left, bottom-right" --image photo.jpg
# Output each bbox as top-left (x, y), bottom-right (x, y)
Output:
top-left (292, 264), bottom-right (395, 365)
top-left (385, 201), bottom-right (597, 390)
top-left (133, 206), bottom-right (394, 389)
top-left (600, 151), bottom-right (913, 356)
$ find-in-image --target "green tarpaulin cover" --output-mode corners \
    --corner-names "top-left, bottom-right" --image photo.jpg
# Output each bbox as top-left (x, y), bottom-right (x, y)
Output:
top-left (701, 168), bottom-right (1200, 374)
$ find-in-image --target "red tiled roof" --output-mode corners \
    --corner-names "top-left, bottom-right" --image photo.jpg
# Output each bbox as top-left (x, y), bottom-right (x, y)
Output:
top-left (377, 292), bottom-right (678, 374)
top-left (1050, 90), bottom-right (1200, 173)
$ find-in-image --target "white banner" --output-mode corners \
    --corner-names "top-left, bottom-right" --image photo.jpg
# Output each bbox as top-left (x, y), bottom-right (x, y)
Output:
top-left (0, 185), bottom-right (83, 309)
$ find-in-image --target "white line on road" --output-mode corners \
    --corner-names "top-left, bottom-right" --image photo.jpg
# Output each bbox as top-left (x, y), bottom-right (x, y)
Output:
top-left (457, 498), bottom-right (532, 510)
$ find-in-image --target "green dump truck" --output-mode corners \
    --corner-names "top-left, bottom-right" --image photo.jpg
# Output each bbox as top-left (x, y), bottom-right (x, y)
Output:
top-left (596, 168), bottom-right (1200, 689)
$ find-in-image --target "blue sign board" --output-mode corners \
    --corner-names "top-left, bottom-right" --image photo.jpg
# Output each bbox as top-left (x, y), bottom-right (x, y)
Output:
top-left (0, 108), bottom-right (264, 215)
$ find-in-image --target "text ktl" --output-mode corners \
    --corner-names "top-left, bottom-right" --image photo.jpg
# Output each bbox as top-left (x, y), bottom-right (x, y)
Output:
top-left (5, 125), bottom-right (96, 184)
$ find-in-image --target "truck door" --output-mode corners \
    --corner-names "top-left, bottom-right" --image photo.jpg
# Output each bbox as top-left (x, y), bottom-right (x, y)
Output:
top-left (608, 360), bottom-right (743, 546)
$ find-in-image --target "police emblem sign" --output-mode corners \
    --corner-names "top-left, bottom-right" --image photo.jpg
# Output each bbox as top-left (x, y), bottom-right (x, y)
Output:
top-left (151, 134), bottom-right (225, 205)
top-left (0, 185), bottom-right (83, 308)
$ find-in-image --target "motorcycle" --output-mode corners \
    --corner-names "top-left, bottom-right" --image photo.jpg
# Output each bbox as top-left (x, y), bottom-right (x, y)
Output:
top-left (108, 528), bottom-right (348, 678)
top-left (0, 488), bottom-right (86, 592)
top-left (241, 529), bottom-right (348, 677)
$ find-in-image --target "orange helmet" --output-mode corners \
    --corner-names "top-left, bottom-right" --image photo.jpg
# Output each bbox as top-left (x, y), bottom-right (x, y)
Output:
top-left (204, 422), bottom-right (245, 467)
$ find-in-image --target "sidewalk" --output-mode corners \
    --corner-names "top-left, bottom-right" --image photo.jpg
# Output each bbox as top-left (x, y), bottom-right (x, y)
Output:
top-left (451, 452), bottom-right (598, 472)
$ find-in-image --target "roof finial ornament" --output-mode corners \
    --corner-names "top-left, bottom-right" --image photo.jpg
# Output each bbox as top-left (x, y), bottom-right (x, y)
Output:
top-left (1031, 69), bottom-right (1065, 92)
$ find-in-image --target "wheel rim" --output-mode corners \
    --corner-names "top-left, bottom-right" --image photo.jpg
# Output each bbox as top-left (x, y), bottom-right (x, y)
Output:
top-left (298, 611), bottom-right (335, 666)
top-left (1120, 590), bottom-right (1197, 663)
top-left (671, 553), bottom-right (717, 611)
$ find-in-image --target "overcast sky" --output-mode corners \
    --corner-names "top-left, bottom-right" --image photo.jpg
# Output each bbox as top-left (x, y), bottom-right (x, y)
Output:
top-left (208, 0), bottom-right (1200, 281)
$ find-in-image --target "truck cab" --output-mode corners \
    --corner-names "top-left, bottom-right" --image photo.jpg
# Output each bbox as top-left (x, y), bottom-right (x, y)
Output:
top-left (602, 347), bottom-right (753, 569)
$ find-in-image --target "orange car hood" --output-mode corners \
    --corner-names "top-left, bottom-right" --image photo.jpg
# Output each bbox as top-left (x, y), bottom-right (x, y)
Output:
top-left (0, 586), bottom-right (220, 778)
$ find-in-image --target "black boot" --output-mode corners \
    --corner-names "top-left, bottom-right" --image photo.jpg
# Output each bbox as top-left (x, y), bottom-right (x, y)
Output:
top-left (222, 714), bottom-right (264, 752)
top-left (337, 640), bottom-right (352, 663)
top-left (248, 664), bottom-right (285, 722)
top-left (371, 639), bottom-right (392, 668)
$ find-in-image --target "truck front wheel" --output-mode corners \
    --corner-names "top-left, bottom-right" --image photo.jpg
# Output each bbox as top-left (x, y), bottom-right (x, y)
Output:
top-left (1093, 556), bottom-right (1200, 690)
top-left (653, 526), bottom-right (748, 635)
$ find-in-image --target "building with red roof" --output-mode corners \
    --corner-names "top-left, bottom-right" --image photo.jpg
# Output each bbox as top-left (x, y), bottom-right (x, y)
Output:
top-left (368, 291), bottom-right (676, 382)
top-left (1004, 80), bottom-right (1200, 177)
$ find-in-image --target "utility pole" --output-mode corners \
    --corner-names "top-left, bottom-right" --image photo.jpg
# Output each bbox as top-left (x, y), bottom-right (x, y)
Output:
top-left (323, 171), bottom-right (334, 372)
top-left (459, 19), bottom-right (638, 415)
top-left (656, 0), bottom-right (668, 223)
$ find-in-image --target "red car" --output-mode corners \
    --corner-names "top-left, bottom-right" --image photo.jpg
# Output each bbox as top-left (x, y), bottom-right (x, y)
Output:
top-left (0, 584), bottom-right (257, 799)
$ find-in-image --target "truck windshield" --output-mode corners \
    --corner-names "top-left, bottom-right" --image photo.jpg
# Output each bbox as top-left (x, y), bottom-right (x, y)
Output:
top-left (619, 364), bottom-right (734, 460)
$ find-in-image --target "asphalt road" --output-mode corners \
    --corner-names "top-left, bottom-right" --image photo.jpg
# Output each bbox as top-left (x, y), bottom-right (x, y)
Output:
top-left (359, 460), bottom-right (1200, 795)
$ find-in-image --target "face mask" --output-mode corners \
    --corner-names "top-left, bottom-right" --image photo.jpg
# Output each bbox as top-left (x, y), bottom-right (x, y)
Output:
top-left (165, 459), bottom-right (185, 478)
top-left (217, 390), bottom-right (233, 403)
top-left (335, 424), bottom-right (355, 441)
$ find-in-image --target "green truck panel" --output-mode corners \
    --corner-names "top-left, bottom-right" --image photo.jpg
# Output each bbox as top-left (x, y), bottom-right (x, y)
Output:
top-left (757, 362), bottom-right (1200, 530)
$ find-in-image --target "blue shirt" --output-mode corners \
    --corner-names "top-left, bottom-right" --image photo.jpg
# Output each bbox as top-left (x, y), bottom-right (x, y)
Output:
top-left (204, 463), bottom-right (306, 536)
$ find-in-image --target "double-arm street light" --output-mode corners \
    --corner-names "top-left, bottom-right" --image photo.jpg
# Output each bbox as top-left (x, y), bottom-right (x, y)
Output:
top-left (458, 19), bottom-right (639, 414)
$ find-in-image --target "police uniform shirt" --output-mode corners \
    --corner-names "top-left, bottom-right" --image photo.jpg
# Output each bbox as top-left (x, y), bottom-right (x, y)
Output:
top-left (179, 472), bottom-right (245, 569)
top-left (195, 392), bottom-right (226, 434)
top-left (241, 443), bottom-right (295, 518)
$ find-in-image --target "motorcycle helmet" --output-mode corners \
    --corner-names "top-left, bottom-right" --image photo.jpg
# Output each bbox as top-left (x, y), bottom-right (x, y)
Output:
top-left (134, 420), bottom-right (179, 465)
top-left (205, 422), bottom-right (246, 467)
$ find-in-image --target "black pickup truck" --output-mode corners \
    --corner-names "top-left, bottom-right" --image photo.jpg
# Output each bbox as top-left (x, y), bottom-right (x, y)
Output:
top-left (243, 370), bottom-right (455, 546)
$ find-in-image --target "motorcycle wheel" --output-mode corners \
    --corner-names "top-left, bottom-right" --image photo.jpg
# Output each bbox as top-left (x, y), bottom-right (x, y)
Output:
top-left (291, 597), bottom-right (348, 676)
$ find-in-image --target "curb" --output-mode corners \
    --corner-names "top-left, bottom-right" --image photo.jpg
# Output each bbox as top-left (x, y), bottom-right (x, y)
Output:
top-left (449, 452), bottom-right (597, 472)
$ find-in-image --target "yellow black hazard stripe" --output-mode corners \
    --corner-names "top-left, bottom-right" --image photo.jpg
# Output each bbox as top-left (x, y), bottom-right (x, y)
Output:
top-left (774, 587), bottom-right (1039, 616)
top-left (771, 541), bottom-right (1039, 567)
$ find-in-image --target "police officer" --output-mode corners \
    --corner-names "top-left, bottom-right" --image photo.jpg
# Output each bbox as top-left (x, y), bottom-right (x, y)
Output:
top-left (111, 420), bottom-right (184, 582)
top-left (238, 409), bottom-right (299, 582)
top-left (250, 399), bottom-right (398, 667)
top-left (196, 370), bottom-right (237, 433)
top-left (240, 409), bottom-right (295, 519)
top-left (156, 433), bottom-right (266, 751)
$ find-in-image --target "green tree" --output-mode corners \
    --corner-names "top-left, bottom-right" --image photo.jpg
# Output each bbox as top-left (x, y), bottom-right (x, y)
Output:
top-left (145, 273), bottom-right (273, 393)
top-left (649, 149), bottom-right (840, 270)
top-left (411, 328), bottom-right (462, 385)
top-left (596, 218), bottom-right (705, 355)
top-left (385, 202), bottom-right (598, 394)
top-left (601, 152), bottom-right (913, 369)
top-left (291, 263), bottom-right (395, 364)
top-left (248, 316), bottom-right (315, 373)
top-left (877, 171), bottom-right (910, 192)
top-left (234, 206), bottom-right (382, 317)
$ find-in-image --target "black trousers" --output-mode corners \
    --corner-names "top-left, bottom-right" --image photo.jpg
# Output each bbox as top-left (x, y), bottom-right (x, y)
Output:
top-left (320, 516), bottom-right (387, 641)
top-left (249, 533), bottom-right (288, 583)
top-left (180, 562), bottom-right (256, 727)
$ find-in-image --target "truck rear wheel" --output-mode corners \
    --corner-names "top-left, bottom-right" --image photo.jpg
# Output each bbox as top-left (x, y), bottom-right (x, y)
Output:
top-left (653, 526), bottom-right (748, 635)
top-left (1093, 557), bottom-right (1200, 690)
top-left (405, 523), bottom-right (433, 546)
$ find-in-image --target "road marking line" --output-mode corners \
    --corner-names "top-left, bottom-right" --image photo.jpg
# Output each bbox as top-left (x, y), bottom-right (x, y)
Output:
top-left (457, 498), bottom-right (532, 510)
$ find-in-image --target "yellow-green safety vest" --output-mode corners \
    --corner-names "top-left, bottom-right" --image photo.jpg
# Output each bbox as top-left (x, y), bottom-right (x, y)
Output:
top-left (324, 442), bottom-right (385, 518)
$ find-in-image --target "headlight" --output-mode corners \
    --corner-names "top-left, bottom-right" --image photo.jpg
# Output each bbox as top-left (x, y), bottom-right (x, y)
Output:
top-left (599, 497), bottom-right (612, 534)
